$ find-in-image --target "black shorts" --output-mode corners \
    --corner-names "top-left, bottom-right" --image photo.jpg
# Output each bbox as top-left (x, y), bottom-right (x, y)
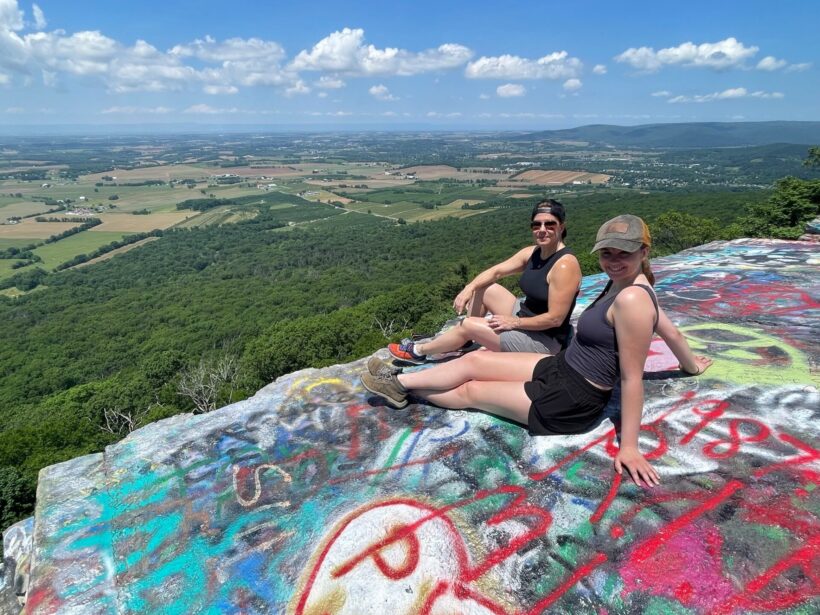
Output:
top-left (524, 351), bottom-right (612, 435)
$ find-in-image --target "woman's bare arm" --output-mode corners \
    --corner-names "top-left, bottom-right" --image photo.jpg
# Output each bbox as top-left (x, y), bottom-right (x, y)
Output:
top-left (611, 287), bottom-right (660, 486)
top-left (453, 247), bottom-right (532, 314)
top-left (655, 309), bottom-right (713, 375)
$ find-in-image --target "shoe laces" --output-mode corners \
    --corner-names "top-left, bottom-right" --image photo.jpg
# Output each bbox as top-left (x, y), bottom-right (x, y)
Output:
top-left (373, 370), bottom-right (396, 384)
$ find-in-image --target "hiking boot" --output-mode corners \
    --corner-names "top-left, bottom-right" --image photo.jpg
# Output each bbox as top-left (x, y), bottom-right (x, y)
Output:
top-left (388, 341), bottom-right (426, 364)
top-left (367, 356), bottom-right (401, 378)
top-left (361, 371), bottom-right (408, 409)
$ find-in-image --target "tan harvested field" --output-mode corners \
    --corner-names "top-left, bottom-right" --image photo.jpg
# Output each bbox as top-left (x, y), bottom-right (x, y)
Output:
top-left (73, 237), bottom-right (161, 268)
top-left (387, 165), bottom-right (510, 181)
top-left (89, 212), bottom-right (194, 232)
top-left (510, 193), bottom-right (536, 198)
top-left (82, 165), bottom-right (212, 182)
top-left (0, 218), bottom-right (81, 239)
top-left (508, 170), bottom-right (611, 185)
top-left (214, 166), bottom-right (304, 178)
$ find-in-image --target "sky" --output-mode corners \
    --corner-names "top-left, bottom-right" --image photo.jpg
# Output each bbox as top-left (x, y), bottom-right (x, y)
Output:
top-left (0, 0), bottom-right (818, 131)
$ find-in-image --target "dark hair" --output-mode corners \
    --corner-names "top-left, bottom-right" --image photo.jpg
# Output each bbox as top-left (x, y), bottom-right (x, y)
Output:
top-left (531, 199), bottom-right (567, 239)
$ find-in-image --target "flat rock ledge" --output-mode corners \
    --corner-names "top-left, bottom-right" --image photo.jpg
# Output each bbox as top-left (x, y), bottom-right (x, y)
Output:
top-left (2, 238), bottom-right (819, 615)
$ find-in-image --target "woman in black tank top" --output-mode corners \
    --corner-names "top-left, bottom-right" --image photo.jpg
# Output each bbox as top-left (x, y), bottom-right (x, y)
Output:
top-left (387, 200), bottom-right (582, 363)
top-left (363, 215), bottom-right (712, 487)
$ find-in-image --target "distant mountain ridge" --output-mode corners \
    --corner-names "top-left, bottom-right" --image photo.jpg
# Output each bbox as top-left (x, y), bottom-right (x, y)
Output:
top-left (518, 121), bottom-right (820, 148)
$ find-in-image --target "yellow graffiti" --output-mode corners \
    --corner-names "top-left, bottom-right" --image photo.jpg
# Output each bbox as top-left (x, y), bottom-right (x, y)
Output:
top-left (288, 376), bottom-right (347, 394)
top-left (682, 323), bottom-right (819, 386)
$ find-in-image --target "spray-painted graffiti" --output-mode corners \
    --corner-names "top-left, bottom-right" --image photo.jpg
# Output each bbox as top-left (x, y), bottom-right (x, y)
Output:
top-left (11, 238), bottom-right (820, 614)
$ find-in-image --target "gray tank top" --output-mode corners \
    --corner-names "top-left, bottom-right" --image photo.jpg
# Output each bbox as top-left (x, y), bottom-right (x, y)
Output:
top-left (564, 282), bottom-right (658, 387)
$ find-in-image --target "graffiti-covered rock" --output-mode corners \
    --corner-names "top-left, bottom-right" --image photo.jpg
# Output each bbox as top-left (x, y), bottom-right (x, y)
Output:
top-left (4, 239), bottom-right (819, 614)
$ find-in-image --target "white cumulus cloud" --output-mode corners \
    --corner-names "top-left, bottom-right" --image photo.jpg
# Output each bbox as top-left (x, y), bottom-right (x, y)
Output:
top-left (0, 0), bottom-right (24, 31)
top-left (756, 56), bottom-right (787, 71)
top-left (496, 83), bottom-right (525, 97)
top-left (184, 104), bottom-right (238, 114)
top-left (785, 62), bottom-right (812, 72)
top-left (592, 64), bottom-right (607, 75)
top-left (466, 50), bottom-right (582, 80)
top-left (290, 27), bottom-right (471, 76)
top-left (615, 37), bottom-right (758, 72)
top-left (651, 90), bottom-right (671, 97)
top-left (285, 79), bottom-right (310, 96)
top-left (563, 78), bottom-right (582, 92)
top-left (369, 84), bottom-right (398, 100)
top-left (315, 75), bottom-right (345, 89)
top-left (102, 106), bottom-right (172, 114)
top-left (31, 3), bottom-right (45, 30)
top-left (203, 84), bottom-right (238, 95)
top-left (667, 87), bottom-right (784, 103)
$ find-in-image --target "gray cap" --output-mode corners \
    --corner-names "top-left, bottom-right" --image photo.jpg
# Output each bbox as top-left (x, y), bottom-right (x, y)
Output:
top-left (591, 214), bottom-right (651, 253)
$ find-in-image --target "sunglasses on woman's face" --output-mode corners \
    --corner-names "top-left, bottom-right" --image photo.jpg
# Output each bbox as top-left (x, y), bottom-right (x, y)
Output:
top-left (530, 220), bottom-right (559, 230)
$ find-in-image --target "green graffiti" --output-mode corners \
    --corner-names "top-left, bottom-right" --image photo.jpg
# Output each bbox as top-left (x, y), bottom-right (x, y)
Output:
top-left (681, 323), bottom-right (819, 386)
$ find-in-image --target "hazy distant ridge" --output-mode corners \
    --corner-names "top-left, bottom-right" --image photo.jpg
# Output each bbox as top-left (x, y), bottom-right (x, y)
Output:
top-left (520, 121), bottom-right (820, 148)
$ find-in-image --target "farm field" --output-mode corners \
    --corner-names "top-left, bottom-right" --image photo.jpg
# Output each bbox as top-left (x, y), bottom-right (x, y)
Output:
top-left (391, 165), bottom-right (510, 181)
top-left (0, 218), bottom-right (82, 241)
top-left (0, 259), bottom-right (23, 278)
top-left (172, 206), bottom-right (261, 228)
top-left (0, 201), bottom-right (56, 220)
top-left (82, 164), bottom-right (213, 182)
top-left (91, 212), bottom-right (195, 232)
top-left (73, 237), bottom-right (161, 268)
top-left (507, 170), bottom-right (612, 185)
top-left (32, 231), bottom-right (128, 270)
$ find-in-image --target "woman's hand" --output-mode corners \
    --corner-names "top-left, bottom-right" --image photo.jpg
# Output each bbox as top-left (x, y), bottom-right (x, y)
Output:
top-left (453, 288), bottom-right (474, 314)
top-left (614, 446), bottom-right (660, 487)
top-left (487, 314), bottom-right (519, 332)
top-left (679, 355), bottom-right (713, 376)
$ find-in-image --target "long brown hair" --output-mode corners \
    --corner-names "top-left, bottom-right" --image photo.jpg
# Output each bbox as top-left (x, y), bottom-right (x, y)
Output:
top-left (641, 247), bottom-right (655, 286)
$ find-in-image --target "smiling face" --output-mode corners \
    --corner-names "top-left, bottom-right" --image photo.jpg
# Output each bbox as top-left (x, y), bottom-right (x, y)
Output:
top-left (530, 212), bottom-right (563, 249)
top-left (598, 246), bottom-right (647, 282)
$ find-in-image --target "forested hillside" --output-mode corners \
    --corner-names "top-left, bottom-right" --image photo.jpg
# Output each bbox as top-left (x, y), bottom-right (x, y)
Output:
top-left (0, 189), bottom-right (780, 526)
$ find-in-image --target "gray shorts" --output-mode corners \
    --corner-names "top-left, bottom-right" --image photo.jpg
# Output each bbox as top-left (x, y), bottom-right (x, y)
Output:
top-left (498, 298), bottom-right (569, 355)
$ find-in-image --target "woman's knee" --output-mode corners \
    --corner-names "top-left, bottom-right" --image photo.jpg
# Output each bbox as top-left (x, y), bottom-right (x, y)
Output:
top-left (460, 316), bottom-right (489, 336)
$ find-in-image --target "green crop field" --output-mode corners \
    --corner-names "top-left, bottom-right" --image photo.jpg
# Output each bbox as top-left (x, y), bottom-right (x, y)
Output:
top-left (0, 259), bottom-right (25, 279)
top-left (0, 199), bottom-right (55, 219)
top-left (32, 231), bottom-right (128, 270)
top-left (0, 237), bottom-right (39, 250)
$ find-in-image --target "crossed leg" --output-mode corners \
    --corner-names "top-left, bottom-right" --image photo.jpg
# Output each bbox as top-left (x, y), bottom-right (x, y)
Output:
top-left (398, 350), bottom-right (543, 426)
top-left (416, 284), bottom-right (519, 356)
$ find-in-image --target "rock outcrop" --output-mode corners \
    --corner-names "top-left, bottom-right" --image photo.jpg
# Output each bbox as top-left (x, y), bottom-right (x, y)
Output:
top-left (2, 238), bottom-right (819, 614)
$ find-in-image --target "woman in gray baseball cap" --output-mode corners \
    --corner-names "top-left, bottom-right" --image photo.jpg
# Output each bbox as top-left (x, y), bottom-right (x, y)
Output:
top-left (363, 214), bottom-right (711, 486)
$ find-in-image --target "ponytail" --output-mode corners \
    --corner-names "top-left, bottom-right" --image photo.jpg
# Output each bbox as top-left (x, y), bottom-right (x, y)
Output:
top-left (641, 251), bottom-right (655, 286)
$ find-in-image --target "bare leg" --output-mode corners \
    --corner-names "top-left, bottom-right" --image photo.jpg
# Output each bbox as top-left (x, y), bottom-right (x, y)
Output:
top-left (468, 283), bottom-right (517, 318)
top-left (398, 350), bottom-right (542, 392)
top-left (415, 381), bottom-right (532, 426)
top-left (417, 284), bottom-right (518, 355)
top-left (416, 317), bottom-right (502, 355)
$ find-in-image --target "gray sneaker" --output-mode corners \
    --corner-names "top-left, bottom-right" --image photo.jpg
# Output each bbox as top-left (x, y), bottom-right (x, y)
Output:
top-left (367, 356), bottom-right (401, 378)
top-left (361, 371), bottom-right (408, 409)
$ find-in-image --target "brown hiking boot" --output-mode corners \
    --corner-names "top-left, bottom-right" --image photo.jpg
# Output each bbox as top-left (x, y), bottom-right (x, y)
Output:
top-left (361, 370), bottom-right (408, 409)
top-left (367, 356), bottom-right (401, 378)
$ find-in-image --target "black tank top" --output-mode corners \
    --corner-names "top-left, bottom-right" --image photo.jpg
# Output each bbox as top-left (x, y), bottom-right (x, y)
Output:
top-left (564, 282), bottom-right (659, 387)
top-left (517, 246), bottom-right (578, 339)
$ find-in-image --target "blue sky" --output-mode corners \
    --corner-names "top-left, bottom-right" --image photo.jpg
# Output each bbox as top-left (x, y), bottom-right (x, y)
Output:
top-left (0, 0), bottom-right (817, 129)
